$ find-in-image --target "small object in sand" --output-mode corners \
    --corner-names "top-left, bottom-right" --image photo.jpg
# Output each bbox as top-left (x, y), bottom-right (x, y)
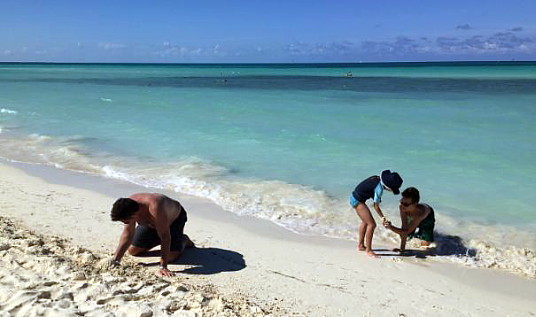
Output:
top-left (0, 243), bottom-right (11, 251)
top-left (71, 272), bottom-right (86, 281)
top-left (96, 257), bottom-right (119, 270)
top-left (250, 306), bottom-right (262, 313)
top-left (140, 311), bottom-right (153, 317)
top-left (37, 291), bottom-right (52, 299)
top-left (166, 300), bottom-right (182, 312)
top-left (57, 300), bottom-right (72, 309)
top-left (206, 298), bottom-right (224, 311)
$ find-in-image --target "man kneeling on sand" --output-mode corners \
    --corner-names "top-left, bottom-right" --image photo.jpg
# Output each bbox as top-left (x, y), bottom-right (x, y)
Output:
top-left (110, 193), bottom-right (194, 277)
top-left (383, 187), bottom-right (435, 252)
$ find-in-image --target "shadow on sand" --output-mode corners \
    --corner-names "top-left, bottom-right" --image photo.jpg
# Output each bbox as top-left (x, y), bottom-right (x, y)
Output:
top-left (374, 231), bottom-right (477, 259)
top-left (136, 247), bottom-right (246, 275)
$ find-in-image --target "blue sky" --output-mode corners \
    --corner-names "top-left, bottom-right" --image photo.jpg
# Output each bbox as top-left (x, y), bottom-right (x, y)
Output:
top-left (1, 0), bottom-right (535, 63)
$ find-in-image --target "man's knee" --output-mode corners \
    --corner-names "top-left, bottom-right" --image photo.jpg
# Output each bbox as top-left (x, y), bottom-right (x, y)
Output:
top-left (182, 234), bottom-right (195, 248)
top-left (168, 251), bottom-right (182, 263)
top-left (128, 246), bottom-right (148, 256)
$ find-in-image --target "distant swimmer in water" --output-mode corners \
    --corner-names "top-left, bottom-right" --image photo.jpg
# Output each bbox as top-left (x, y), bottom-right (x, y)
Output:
top-left (384, 187), bottom-right (436, 252)
top-left (345, 71), bottom-right (353, 77)
top-left (109, 193), bottom-right (195, 277)
top-left (349, 170), bottom-right (403, 258)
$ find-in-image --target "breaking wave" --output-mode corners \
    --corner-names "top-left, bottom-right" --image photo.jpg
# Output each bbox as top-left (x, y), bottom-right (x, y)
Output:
top-left (0, 131), bottom-right (534, 278)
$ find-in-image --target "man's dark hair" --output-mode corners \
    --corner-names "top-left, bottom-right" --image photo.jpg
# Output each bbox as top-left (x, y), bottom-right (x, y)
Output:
top-left (401, 187), bottom-right (420, 204)
top-left (111, 198), bottom-right (140, 221)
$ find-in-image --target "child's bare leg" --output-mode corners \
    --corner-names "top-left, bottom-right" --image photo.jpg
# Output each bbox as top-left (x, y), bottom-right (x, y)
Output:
top-left (356, 203), bottom-right (379, 258)
top-left (357, 221), bottom-right (366, 251)
top-left (354, 206), bottom-right (367, 250)
top-left (364, 222), bottom-right (378, 258)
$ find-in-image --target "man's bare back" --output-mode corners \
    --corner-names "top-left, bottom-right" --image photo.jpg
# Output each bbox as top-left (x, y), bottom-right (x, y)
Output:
top-left (128, 193), bottom-right (184, 227)
top-left (110, 193), bottom-right (193, 277)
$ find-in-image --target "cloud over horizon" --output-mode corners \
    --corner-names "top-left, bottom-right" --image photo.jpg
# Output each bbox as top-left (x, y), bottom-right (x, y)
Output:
top-left (360, 30), bottom-right (534, 58)
top-left (98, 42), bottom-right (126, 50)
top-left (153, 42), bottom-right (227, 59)
top-left (456, 24), bottom-right (474, 30)
top-left (1, 28), bottom-right (535, 62)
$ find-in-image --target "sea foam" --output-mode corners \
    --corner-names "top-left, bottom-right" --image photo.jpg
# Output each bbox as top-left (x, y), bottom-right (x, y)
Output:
top-left (0, 132), bottom-right (535, 278)
top-left (0, 108), bottom-right (17, 114)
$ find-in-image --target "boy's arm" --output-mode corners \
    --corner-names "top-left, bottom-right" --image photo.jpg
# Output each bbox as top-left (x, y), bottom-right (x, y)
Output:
top-left (153, 201), bottom-right (173, 277)
top-left (372, 183), bottom-right (387, 222)
top-left (372, 202), bottom-right (386, 219)
top-left (113, 222), bottom-right (136, 262)
top-left (388, 209), bottom-right (429, 235)
top-left (399, 234), bottom-right (407, 251)
top-left (399, 208), bottom-right (408, 251)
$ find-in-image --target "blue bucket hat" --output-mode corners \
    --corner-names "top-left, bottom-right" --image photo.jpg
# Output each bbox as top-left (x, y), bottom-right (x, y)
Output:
top-left (381, 170), bottom-right (403, 195)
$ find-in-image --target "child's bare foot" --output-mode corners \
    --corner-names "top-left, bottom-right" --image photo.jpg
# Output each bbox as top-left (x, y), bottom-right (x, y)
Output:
top-left (357, 244), bottom-right (366, 251)
top-left (366, 251), bottom-right (380, 258)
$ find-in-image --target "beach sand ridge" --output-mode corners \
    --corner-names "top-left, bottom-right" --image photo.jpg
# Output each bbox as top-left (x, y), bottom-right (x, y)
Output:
top-left (0, 216), bottom-right (287, 317)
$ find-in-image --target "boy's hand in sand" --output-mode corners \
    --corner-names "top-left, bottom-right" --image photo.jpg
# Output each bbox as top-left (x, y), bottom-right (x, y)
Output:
top-left (158, 267), bottom-right (174, 277)
top-left (107, 258), bottom-right (121, 268)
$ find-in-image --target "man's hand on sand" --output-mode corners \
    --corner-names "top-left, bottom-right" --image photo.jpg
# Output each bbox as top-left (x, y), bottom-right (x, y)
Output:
top-left (110, 258), bottom-right (121, 267)
top-left (98, 257), bottom-right (120, 270)
top-left (158, 267), bottom-right (174, 277)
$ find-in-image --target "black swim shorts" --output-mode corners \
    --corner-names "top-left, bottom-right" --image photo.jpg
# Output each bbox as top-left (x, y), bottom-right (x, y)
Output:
top-left (408, 206), bottom-right (435, 242)
top-left (132, 208), bottom-right (187, 252)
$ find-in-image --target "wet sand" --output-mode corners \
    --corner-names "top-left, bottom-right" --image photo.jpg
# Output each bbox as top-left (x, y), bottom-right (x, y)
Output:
top-left (1, 161), bottom-right (535, 316)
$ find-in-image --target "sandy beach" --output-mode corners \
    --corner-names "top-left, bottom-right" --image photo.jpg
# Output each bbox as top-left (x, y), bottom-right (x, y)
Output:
top-left (1, 160), bottom-right (535, 316)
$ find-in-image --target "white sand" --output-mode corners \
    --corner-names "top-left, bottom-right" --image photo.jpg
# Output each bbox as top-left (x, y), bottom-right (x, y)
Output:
top-left (0, 217), bottom-right (275, 317)
top-left (1, 161), bottom-right (535, 316)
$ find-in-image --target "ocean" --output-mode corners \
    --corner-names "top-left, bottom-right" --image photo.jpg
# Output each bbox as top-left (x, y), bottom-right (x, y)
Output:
top-left (1, 62), bottom-right (535, 276)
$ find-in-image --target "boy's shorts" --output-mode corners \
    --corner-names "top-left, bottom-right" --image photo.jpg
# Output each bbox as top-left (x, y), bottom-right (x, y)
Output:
top-left (409, 224), bottom-right (434, 242)
top-left (408, 206), bottom-right (435, 242)
top-left (349, 194), bottom-right (360, 208)
top-left (132, 209), bottom-right (187, 252)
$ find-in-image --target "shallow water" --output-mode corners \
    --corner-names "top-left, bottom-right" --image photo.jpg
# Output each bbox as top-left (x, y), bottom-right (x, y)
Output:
top-left (1, 62), bottom-right (535, 276)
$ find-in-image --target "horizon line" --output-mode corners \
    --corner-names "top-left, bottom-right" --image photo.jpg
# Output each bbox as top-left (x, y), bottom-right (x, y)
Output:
top-left (1, 60), bottom-right (535, 67)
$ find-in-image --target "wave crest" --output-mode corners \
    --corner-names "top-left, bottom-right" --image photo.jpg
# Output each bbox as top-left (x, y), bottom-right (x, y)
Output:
top-left (1, 108), bottom-right (17, 114)
top-left (0, 132), bottom-right (534, 278)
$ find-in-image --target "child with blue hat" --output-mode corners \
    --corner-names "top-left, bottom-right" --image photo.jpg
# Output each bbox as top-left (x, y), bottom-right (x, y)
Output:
top-left (349, 170), bottom-right (403, 257)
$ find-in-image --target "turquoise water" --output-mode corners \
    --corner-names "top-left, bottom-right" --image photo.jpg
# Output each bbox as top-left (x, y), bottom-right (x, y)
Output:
top-left (1, 63), bottom-right (535, 275)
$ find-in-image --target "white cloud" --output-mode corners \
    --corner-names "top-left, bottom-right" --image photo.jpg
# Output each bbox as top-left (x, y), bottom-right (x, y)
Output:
top-left (361, 31), bottom-right (535, 56)
top-left (436, 32), bottom-right (533, 53)
top-left (285, 41), bottom-right (356, 56)
top-left (98, 42), bottom-right (126, 50)
top-left (154, 42), bottom-right (227, 58)
top-left (456, 24), bottom-right (473, 30)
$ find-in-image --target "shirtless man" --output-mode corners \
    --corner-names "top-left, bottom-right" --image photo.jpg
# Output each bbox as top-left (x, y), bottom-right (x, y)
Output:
top-left (383, 187), bottom-right (435, 252)
top-left (110, 193), bottom-right (194, 277)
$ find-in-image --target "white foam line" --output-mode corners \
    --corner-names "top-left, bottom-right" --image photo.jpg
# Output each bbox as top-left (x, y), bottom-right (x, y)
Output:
top-left (0, 108), bottom-right (17, 114)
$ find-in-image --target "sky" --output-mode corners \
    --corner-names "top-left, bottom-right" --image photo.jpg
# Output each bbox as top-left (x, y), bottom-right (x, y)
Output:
top-left (1, 0), bottom-right (535, 63)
